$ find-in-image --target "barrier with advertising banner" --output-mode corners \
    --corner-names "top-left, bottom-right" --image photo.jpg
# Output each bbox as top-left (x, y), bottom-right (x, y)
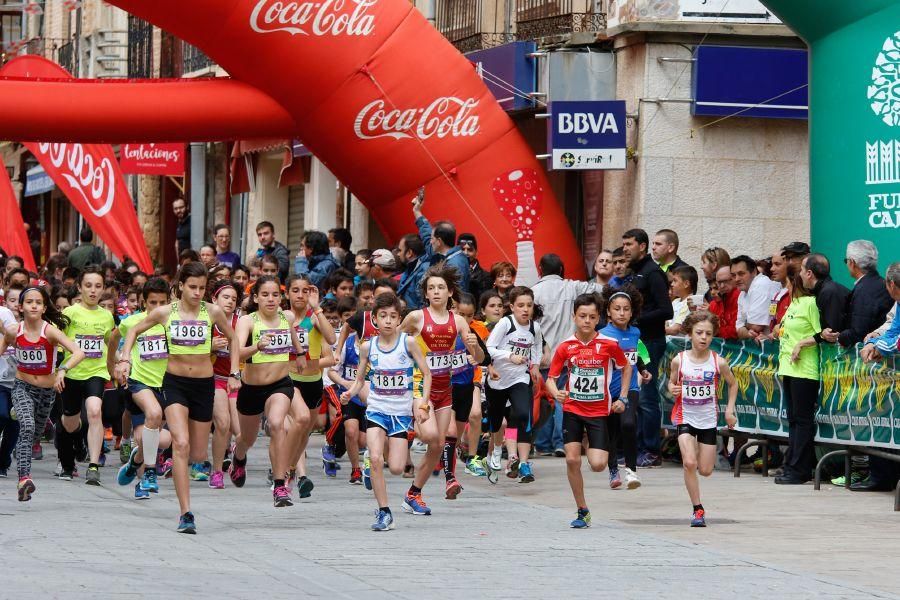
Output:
top-left (658, 338), bottom-right (900, 448)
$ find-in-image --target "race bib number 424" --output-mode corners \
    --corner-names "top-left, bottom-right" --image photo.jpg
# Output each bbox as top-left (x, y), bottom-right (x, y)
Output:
top-left (569, 366), bottom-right (605, 402)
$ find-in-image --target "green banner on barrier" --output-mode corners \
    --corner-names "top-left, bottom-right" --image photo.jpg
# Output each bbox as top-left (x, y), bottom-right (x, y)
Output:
top-left (657, 339), bottom-right (900, 448)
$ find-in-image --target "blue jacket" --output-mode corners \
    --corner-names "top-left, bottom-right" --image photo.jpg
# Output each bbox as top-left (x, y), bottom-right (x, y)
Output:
top-left (397, 256), bottom-right (429, 310)
top-left (416, 216), bottom-right (470, 294)
top-left (871, 301), bottom-right (899, 357)
top-left (294, 252), bottom-right (340, 290)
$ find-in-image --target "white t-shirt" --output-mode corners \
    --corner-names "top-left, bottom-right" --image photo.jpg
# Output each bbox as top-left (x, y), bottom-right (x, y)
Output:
top-left (736, 275), bottom-right (781, 330)
top-left (0, 306), bottom-right (18, 387)
top-left (486, 316), bottom-right (542, 390)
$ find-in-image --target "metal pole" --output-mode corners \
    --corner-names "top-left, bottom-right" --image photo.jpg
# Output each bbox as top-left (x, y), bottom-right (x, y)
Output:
top-left (74, 6), bottom-right (82, 77)
top-left (190, 142), bottom-right (206, 251)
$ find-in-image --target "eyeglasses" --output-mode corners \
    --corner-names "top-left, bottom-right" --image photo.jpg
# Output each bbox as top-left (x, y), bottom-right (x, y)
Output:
top-left (460, 241), bottom-right (475, 248)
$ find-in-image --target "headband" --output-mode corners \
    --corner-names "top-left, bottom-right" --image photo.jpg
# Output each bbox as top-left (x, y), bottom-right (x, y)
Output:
top-left (211, 283), bottom-right (238, 300)
top-left (19, 286), bottom-right (43, 304)
top-left (609, 291), bottom-right (631, 302)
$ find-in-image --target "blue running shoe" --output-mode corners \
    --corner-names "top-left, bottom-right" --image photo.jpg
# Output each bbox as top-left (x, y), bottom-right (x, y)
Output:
top-left (140, 469), bottom-right (159, 493)
top-left (134, 481), bottom-right (150, 500)
top-left (322, 444), bottom-right (337, 478)
top-left (363, 450), bottom-right (372, 491)
top-left (371, 509), bottom-right (394, 531)
top-left (190, 463), bottom-right (209, 482)
top-left (570, 508), bottom-right (591, 529)
top-left (691, 509), bottom-right (706, 527)
top-left (177, 512), bottom-right (196, 534)
top-left (117, 446), bottom-right (140, 486)
top-left (609, 467), bottom-right (622, 490)
top-left (518, 462), bottom-right (535, 483)
top-left (401, 492), bottom-right (431, 516)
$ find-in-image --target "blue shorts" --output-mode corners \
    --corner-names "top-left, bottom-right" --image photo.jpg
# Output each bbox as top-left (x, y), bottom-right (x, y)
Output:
top-left (366, 411), bottom-right (413, 439)
top-left (127, 378), bottom-right (163, 428)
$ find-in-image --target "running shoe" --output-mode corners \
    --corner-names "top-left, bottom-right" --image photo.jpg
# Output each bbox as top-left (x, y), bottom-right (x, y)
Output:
top-left (98, 453), bottom-right (107, 467)
top-left (485, 458), bottom-right (500, 485)
top-left (363, 451), bottom-right (372, 490)
top-left (322, 444), bottom-right (337, 478)
top-left (445, 478), bottom-right (463, 500)
top-left (637, 452), bottom-right (662, 468)
top-left (349, 467), bottom-right (363, 485)
top-left (140, 469), bottom-right (159, 493)
top-left (222, 443), bottom-right (235, 473)
top-left (518, 462), bottom-right (535, 483)
top-left (209, 471), bottom-right (225, 490)
top-left (570, 508), bottom-right (591, 529)
top-left (830, 472), bottom-right (865, 486)
top-left (32, 442), bottom-right (43, 461)
top-left (85, 465), bottom-right (101, 486)
top-left (691, 509), bottom-right (706, 527)
top-left (402, 464), bottom-right (415, 478)
top-left (371, 509), bottom-right (394, 531)
top-left (104, 426), bottom-right (113, 442)
top-left (411, 439), bottom-right (427, 454)
top-left (506, 456), bottom-right (520, 479)
top-left (266, 468), bottom-right (274, 489)
top-left (178, 512), bottom-right (197, 534)
top-left (273, 485), bottom-right (293, 508)
top-left (74, 437), bottom-right (88, 463)
top-left (190, 463), bottom-right (209, 482)
top-left (0, 467), bottom-right (7, 478)
top-left (58, 468), bottom-right (74, 481)
top-left (622, 467), bottom-right (642, 490)
top-left (464, 457), bottom-right (487, 477)
top-left (297, 475), bottom-right (314, 498)
top-left (114, 436), bottom-right (122, 451)
top-left (609, 467), bottom-right (622, 490)
top-left (134, 481), bottom-right (150, 500)
top-left (230, 460), bottom-right (247, 488)
top-left (402, 492), bottom-right (432, 516)
top-left (488, 448), bottom-right (503, 473)
top-left (17, 477), bottom-right (35, 502)
top-left (161, 459), bottom-right (174, 479)
top-left (119, 439), bottom-right (132, 465)
top-left (117, 446), bottom-right (140, 486)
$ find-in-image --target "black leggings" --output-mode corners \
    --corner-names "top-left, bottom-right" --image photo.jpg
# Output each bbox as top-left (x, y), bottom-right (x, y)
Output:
top-left (486, 382), bottom-right (532, 435)
top-left (607, 389), bottom-right (639, 471)
top-left (782, 375), bottom-right (820, 481)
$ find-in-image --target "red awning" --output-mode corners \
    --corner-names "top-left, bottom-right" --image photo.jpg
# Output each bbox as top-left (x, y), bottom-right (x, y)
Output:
top-left (229, 139), bottom-right (310, 194)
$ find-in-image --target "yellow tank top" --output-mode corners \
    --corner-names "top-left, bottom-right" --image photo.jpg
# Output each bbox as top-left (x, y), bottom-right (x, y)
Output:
top-left (165, 301), bottom-right (213, 356)
top-left (249, 311), bottom-right (292, 364)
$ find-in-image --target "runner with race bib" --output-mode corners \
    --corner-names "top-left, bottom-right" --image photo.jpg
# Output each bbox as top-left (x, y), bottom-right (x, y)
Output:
top-left (58, 266), bottom-right (115, 486)
top-left (1, 287), bottom-right (84, 501)
top-left (401, 264), bottom-right (484, 507)
top-left (208, 279), bottom-right (242, 489)
top-left (547, 294), bottom-right (631, 529)
top-left (340, 293), bottom-right (434, 531)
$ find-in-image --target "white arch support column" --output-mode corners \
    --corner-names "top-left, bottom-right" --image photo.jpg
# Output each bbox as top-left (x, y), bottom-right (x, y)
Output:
top-left (304, 158), bottom-right (338, 233)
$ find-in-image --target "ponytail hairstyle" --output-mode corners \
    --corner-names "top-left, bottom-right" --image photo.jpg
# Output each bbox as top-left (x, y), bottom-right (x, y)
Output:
top-left (20, 286), bottom-right (70, 331)
top-left (506, 286), bottom-right (543, 321)
top-left (208, 278), bottom-right (244, 306)
top-left (174, 261), bottom-right (208, 299)
top-left (245, 275), bottom-right (282, 314)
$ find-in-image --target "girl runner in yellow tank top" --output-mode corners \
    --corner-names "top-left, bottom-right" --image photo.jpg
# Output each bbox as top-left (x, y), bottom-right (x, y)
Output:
top-left (116, 262), bottom-right (240, 534)
top-left (229, 276), bottom-right (308, 508)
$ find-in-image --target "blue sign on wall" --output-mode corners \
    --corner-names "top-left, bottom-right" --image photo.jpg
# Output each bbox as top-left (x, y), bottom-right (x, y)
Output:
top-left (549, 100), bottom-right (627, 170)
top-left (467, 41), bottom-right (537, 112)
top-left (24, 165), bottom-right (54, 197)
top-left (692, 45), bottom-right (809, 119)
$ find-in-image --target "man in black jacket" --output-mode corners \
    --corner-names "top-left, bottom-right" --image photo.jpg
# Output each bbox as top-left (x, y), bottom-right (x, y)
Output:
top-left (622, 228), bottom-right (674, 467)
top-left (457, 233), bottom-right (491, 303)
top-left (821, 240), bottom-right (893, 347)
top-left (800, 253), bottom-right (850, 333)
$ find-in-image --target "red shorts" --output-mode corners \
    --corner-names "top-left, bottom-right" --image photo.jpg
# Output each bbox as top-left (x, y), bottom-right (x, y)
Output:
top-left (430, 378), bottom-right (453, 411)
top-left (214, 375), bottom-right (237, 400)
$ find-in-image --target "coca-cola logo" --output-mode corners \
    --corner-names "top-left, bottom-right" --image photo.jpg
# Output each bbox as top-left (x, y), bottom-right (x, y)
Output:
top-left (354, 97), bottom-right (481, 141)
top-left (37, 143), bottom-right (115, 218)
top-left (250, 0), bottom-right (376, 36)
top-left (124, 143), bottom-right (182, 163)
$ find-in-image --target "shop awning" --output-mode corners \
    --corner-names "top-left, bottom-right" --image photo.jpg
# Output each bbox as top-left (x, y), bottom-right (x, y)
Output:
top-left (229, 139), bottom-right (310, 195)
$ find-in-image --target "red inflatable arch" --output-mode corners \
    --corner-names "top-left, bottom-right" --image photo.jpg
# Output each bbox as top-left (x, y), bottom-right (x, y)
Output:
top-left (0, 0), bottom-right (585, 275)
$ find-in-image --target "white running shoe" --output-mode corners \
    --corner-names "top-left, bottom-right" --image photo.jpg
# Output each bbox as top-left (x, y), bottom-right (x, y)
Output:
top-left (411, 440), bottom-right (428, 454)
top-left (622, 467), bottom-right (642, 490)
top-left (488, 447), bottom-right (503, 472)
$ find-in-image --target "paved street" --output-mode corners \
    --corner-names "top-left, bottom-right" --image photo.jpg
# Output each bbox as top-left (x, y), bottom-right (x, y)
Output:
top-left (2, 436), bottom-right (898, 600)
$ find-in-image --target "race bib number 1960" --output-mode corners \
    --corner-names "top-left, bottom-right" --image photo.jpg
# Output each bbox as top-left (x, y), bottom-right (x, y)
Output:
top-left (17, 347), bottom-right (47, 369)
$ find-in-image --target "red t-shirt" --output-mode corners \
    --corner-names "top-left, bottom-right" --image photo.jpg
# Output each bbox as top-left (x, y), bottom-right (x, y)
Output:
top-left (548, 333), bottom-right (628, 418)
top-left (709, 287), bottom-right (740, 339)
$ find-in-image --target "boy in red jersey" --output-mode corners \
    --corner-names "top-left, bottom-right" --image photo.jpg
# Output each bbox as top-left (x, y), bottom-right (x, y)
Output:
top-left (546, 293), bottom-right (631, 529)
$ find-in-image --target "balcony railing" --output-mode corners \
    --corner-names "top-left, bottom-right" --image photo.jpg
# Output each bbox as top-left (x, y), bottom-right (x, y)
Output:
top-left (127, 16), bottom-right (152, 78)
top-left (515, 0), bottom-right (606, 40)
top-left (57, 40), bottom-right (75, 74)
top-left (435, 0), bottom-right (515, 53)
top-left (182, 41), bottom-right (214, 75)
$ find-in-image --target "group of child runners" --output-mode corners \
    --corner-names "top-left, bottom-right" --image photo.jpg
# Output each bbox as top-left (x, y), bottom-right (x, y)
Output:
top-left (2, 259), bottom-right (737, 533)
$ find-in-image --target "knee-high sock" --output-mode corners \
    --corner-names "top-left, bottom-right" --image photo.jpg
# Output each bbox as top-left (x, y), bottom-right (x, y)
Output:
top-left (443, 436), bottom-right (457, 481)
top-left (142, 427), bottom-right (161, 471)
